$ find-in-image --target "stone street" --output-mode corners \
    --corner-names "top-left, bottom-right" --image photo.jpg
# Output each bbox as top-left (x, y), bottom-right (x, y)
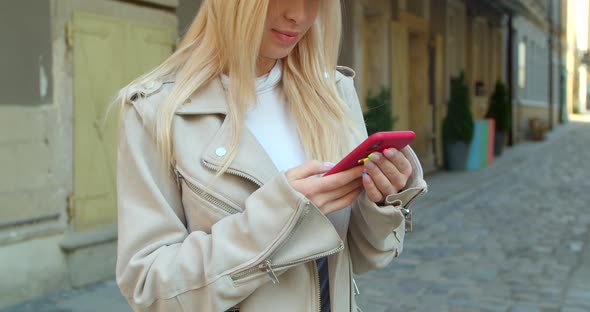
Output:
top-left (355, 115), bottom-right (590, 312)
top-left (2, 116), bottom-right (589, 312)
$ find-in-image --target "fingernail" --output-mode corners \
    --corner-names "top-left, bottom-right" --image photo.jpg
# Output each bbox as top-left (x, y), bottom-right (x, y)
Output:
top-left (365, 160), bottom-right (375, 170)
top-left (368, 153), bottom-right (380, 161)
top-left (362, 172), bottom-right (368, 177)
top-left (384, 148), bottom-right (395, 158)
top-left (323, 162), bottom-right (336, 168)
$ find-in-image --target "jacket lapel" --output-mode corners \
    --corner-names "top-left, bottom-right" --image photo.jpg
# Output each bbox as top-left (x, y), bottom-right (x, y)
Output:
top-left (175, 78), bottom-right (228, 115)
top-left (175, 78), bottom-right (279, 186)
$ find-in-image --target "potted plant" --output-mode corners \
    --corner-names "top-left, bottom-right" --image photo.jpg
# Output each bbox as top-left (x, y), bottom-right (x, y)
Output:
top-left (363, 87), bottom-right (397, 135)
top-left (486, 80), bottom-right (510, 155)
top-left (442, 72), bottom-right (474, 170)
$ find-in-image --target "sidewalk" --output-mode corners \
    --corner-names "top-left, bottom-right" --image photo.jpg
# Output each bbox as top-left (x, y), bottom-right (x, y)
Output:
top-left (0, 280), bottom-right (129, 312)
top-left (2, 116), bottom-right (589, 312)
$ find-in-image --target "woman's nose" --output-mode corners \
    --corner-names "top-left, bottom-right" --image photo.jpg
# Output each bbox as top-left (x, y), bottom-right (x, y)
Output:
top-left (283, 0), bottom-right (306, 24)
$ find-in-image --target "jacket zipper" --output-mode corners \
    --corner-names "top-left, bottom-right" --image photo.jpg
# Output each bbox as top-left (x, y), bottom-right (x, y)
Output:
top-left (404, 188), bottom-right (427, 210)
top-left (313, 260), bottom-right (321, 312)
top-left (404, 189), bottom-right (426, 213)
top-left (175, 168), bottom-right (241, 215)
top-left (230, 201), bottom-right (344, 284)
top-left (230, 242), bottom-right (345, 284)
top-left (201, 158), bottom-right (344, 291)
top-left (202, 159), bottom-right (263, 187)
top-left (229, 200), bottom-right (310, 283)
top-left (352, 277), bottom-right (360, 296)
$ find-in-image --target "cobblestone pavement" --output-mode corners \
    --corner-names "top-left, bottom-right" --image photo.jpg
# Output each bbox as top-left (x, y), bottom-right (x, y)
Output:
top-left (355, 115), bottom-right (590, 312)
top-left (2, 117), bottom-right (589, 312)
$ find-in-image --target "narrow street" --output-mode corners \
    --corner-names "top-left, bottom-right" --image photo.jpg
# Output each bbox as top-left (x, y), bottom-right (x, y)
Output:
top-left (356, 115), bottom-right (590, 312)
top-left (3, 117), bottom-right (590, 312)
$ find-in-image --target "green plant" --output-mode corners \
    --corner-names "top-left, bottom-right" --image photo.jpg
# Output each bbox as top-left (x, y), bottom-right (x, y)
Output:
top-left (443, 72), bottom-right (474, 144)
top-left (363, 87), bottom-right (397, 135)
top-left (486, 80), bottom-right (511, 132)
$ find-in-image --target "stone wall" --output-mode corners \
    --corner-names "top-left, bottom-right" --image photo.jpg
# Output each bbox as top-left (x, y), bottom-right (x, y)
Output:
top-left (0, 0), bottom-right (178, 307)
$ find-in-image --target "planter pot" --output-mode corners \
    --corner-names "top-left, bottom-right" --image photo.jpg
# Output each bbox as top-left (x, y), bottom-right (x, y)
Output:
top-left (529, 118), bottom-right (546, 141)
top-left (444, 142), bottom-right (470, 171)
top-left (494, 131), bottom-right (505, 156)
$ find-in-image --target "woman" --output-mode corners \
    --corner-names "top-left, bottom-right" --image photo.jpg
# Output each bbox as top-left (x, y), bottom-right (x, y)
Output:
top-left (115, 0), bottom-right (427, 311)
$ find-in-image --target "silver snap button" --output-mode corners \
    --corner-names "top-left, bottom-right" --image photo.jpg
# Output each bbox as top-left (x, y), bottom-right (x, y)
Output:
top-left (146, 81), bottom-right (156, 90)
top-left (215, 147), bottom-right (227, 157)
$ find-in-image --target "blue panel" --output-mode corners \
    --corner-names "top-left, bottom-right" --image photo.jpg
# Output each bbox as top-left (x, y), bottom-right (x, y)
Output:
top-left (467, 120), bottom-right (485, 170)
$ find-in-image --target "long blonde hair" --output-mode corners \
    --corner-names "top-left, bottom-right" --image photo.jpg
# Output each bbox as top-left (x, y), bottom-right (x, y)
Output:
top-left (115, 0), bottom-right (354, 174)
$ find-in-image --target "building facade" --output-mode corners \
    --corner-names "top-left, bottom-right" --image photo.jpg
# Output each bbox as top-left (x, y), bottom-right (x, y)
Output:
top-left (342, 0), bottom-right (512, 171)
top-left (0, 0), bottom-right (179, 307)
top-left (342, 0), bottom-right (567, 167)
top-left (510, 0), bottom-right (565, 141)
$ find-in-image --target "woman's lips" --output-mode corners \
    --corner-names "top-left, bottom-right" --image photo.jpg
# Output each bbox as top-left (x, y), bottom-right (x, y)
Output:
top-left (272, 29), bottom-right (300, 46)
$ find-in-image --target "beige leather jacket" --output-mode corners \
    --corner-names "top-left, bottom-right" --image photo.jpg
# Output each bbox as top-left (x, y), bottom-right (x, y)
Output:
top-left (116, 66), bottom-right (427, 312)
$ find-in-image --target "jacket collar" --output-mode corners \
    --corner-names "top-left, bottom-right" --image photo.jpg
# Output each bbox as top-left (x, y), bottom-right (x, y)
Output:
top-left (175, 78), bottom-right (278, 185)
top-left (170, 66), bottom-right (356, 185)
top-left (175, 78), bottom-right (228, 115)
top-left (174, 66), bottom-right (354, 115)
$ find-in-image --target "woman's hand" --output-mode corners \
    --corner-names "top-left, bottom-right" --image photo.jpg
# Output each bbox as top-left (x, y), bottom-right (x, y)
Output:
top-left (286, 161), bottom-right (364, 215)
top-left (362, 148), bottom-right (413, 204)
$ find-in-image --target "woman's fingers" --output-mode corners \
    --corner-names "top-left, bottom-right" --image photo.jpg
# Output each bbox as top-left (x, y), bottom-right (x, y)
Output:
top-left (321, 187), bottom-right (363, 215)
top-left (362, 172), bottom-right (384, 203)
top-left (288, 160), bottom-right (365, 215)
top-left (316, 165), bottom-right (364, 192)
top-left (362, 149), bottom-right (414, 202)
top-left (315, 178), bottom-right (363, 208)
top-left (364, 153), bottom-right (396, 196)
top-left (286, 160), bottom-right (333, 181)
top-left (384, 148), bottom-right (413, 177)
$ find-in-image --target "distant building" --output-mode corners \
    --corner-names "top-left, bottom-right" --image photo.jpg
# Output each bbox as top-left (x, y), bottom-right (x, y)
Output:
top-left (342, 0), bottom-right (567, 167)
top-left (566, 0), bottom-right (590, 115)
top-left (510, 0), bottom-right (565, 140)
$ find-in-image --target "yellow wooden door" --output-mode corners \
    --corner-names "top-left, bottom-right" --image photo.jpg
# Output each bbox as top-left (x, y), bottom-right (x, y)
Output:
top-left (408, 34), bottom-right (430, 163)
top-left (128, 23), bottom-right (177, 81)
top-left (391, 21), bottom-right (409, 131)
top-left (71, 12), bottom-right (175, 231)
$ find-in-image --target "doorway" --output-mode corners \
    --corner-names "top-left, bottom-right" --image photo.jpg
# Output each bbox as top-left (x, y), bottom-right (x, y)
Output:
top-left (391, 21), bottom-right (436, 172)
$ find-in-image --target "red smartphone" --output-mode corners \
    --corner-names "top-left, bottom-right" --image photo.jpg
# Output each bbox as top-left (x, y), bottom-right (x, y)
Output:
top-left (324, 131), bottom-right (415, 176)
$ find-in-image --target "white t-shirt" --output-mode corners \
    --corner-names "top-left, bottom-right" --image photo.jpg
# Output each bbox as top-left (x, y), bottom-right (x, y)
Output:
top-left (221, 61), bottom-right (307, 172)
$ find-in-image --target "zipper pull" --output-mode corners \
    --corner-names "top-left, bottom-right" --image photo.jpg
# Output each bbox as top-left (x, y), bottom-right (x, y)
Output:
top-left (174, 168), bottom-right (183, 190)
top-left (259, 260), bottom-right (280, 284)
top-left (352, 277), bottom-right (360, 295)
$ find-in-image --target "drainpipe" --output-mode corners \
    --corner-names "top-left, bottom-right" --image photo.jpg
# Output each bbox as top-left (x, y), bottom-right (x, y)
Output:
top-left (557, 0), bottom-right (564, 124)
top-left (548, 0), bottom-right (554, 130)
top-left (507, 14), bottom-right (515, 146)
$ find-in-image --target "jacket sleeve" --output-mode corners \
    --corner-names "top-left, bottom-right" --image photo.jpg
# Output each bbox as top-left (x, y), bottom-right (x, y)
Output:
top-left (116, 103), bottom-right (343, 311)
top-left (336, 74), bottom-right (427, 275)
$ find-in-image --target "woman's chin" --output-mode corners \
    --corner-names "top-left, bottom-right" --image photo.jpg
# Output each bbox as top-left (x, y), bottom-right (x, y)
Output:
top-left (264, 46), bottom-right (296, 60)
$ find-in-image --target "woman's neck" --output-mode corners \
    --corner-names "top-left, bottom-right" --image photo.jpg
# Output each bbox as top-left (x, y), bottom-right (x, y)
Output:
top-left (256, 57), bottom-right (278, 77)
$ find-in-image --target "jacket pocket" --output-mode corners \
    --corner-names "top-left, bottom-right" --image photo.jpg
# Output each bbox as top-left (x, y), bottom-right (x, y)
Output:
top-left (175, 167), bottom-right (242, 231)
